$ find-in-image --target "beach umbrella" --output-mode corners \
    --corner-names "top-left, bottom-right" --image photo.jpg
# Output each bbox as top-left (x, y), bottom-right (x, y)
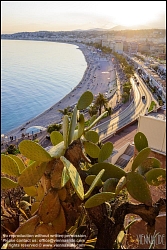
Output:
top-left (26, 126), bottom-right (46, 134)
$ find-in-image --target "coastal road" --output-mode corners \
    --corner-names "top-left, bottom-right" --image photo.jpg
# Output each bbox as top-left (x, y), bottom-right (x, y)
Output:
top-left (94, 73), bottom-right (159, 141)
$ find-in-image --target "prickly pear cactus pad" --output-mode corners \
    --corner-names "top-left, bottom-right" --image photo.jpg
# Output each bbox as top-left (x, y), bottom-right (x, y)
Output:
top-left (85, 192), bottom-right (115, 208)
top-left (19, 140), bottom-right (52, 162)
top-left (1, 177), bottom-right (18, 190)
top-left (134, 132), bottom-right (148, 152)
top-left (103, 178), bottom-right (119, 193)
top-left (48, 141), bottom-right (65, 158)
top-left (83, 141), bottom-right (100, 158)
top-left (23, 186), bottom-right (38, 196)
top-left (68, 105), bottom-right (78, 145)
top-left (98, 141), bottom-right (113, 163)
top-left (115, 176), bottom-right (127, 195)
top-left (145, 168), bottom-right (166, 186)
top-left (84, 111), bottom-right (108, 132)
top-left (77, 90), bottom-right (93, 110)
top-left (126, 172), bottom-right (152, 206)
top-left (1, 154), bottom-right (20, 177)
top-left (88, 162), bottom-right (125, 181)
top-left (50, 131), bottom-right (63, 146)
top-left (38, 189), bottom-right (61, 223)
top-left (84, 130), bottom-right (99, 143)
top-left (14, 215), bottom-right (40, 235)
top-left (52, 206), bottom-right (66, 234)
top-left (78, 113), bottom-right (85, 138)
top-left (50, 159), bottom-right (64, 189)
top-left (63, 115), bottom-right (69, 149)
top-left (132, 147), bottom-right (151, 171)
top-left (137, 157), bottom-right (161, 175)
top-left (61, 166), bottom-right (70, 187)
top-left (85, 175), bottom-right (103, 187)
top-left (18, 161), bottom-right (47, 187)
top-left (60, 156), bottom-right (84, 200)
top-left (8, 154), bottom-right (26, 173)
top-left (84, 169), bottom-right (105, 198)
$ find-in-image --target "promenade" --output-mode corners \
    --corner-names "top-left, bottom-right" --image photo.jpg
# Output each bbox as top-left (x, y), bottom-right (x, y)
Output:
top-left (2, 43), bottom-right (118, 143)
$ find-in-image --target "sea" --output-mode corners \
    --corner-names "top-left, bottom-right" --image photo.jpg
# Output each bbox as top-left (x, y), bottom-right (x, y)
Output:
top-left (1, 39), bottom-right (87, 135)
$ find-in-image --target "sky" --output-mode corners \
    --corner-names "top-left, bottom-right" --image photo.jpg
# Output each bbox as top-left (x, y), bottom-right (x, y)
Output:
top-left (1, 1), bottom-right (166, 34)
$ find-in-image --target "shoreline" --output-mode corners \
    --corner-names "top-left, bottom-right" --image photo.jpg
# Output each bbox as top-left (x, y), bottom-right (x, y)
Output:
top-left (3, 41), bottom-right (116, 140)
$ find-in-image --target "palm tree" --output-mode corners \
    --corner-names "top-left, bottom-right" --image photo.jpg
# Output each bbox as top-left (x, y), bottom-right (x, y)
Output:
top-left (88, 104), bottom-right (98, 117)
top-left (58, 106), bottom-right (72, 116)
top-left (94, 93), bottom-right (108, 115)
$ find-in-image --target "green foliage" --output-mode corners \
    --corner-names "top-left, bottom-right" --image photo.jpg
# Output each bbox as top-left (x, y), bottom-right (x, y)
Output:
top-left (77, 90), bottom-right (93, 110)
top-left (47, 123), bottom-right (62, 134)
top-left (103, 178), bottom-right (119, 192)
top-left (83, 141), bottom-right (100, 158)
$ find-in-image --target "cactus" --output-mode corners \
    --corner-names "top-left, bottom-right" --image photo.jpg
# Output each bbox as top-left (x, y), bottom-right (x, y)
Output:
top-left (60, 156), bottom-right (84, 200)
top-left (34, 222), bottom-right (55, 235)
top-left (68, 105), bottom-right (78, 145)
top-left (131, 147), bottom-right (151, 171)
top-left (85, 175), bottom-right (103, 187)
top-left (126, 172), bottom-right (152, 206)
top-left (98, 141), bottom-right (113, 163)
top-left (50, 159), bottom-right (64, 189)
top-left (38, 189), bottom-right (61, 223)
top-left (85, 192), bottom-right (115, 208)
top-left (58, 187), bottom-right (67, 201)
top-left (63, 115), bottom-right (69, 149)
top-left (48, 141), bottom-right (65, 158)
top-left (77, 90), bottom-right (93, 110)
top-left (84, 130), bottom-right (99, 143)
top-left (23, 186), bottom-right (38, 196)
top-left (84, 111), bottom-right (108, 132)
top-left (18, 161), bottom-right (47, 187)
top-left (84, 169), bottom-right (105, 198)
top-left (14, 215), bottom-right (40, 235)
top-left (78, 113), bottom-right (85, 138)
top-left (1, 177), bottom-right (18, 190)
top-left (83, 141), bottom-right (100, 158)
top-left (103, 178), bottom-right (119, 193)
top-left (134, 132), bottom-right (148, 152)
top-left (1, 154), bottom-right (20, 177)
top-left (115, 176), bottom-right (127, 195)
top-left (50, 131), bottom-right (63, 146)
top-left (88, 162), bottom-right (126, 181)
top-left (137, 157), bottom-right (161, 175)
top-left (52, 206), bottom-right (66, 234)
top-left (31, 202), bottom-right (40, 215)
top-left (8, 154), bottom-right (25, 173)
top-left (145, 168), bottom-right (166, 186)
top-left (35, 183), bottom-right (45, 202)
top-left (61, 166), bottom-right (70, 187)
top-left (19, 140), bottom-right (52, 162)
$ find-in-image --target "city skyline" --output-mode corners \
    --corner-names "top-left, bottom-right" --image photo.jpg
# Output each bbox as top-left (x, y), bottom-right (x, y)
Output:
top-left (1, 1), bottom-right (166, 34)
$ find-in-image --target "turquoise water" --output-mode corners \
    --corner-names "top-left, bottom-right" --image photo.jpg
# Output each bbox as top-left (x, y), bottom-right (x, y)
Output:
top-left (1, 40), bottom-right (87, 134)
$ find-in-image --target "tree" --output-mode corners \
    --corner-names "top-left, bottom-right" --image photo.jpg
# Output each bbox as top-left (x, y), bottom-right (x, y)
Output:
top-left (88, 104), bottom-right (98, 117)
top-left (58, 106), bottom-right (72, 116)
top-left (47, 123), bottom-right (62, 134)
top-left (1, 91), bottom-right (166, 249)
top-left (94, 93), bottom-right (108, 115)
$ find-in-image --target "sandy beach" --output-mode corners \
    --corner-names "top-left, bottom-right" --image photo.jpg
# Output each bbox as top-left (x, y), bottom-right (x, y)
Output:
top-left (4, 42), bottom-right (117, 140)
